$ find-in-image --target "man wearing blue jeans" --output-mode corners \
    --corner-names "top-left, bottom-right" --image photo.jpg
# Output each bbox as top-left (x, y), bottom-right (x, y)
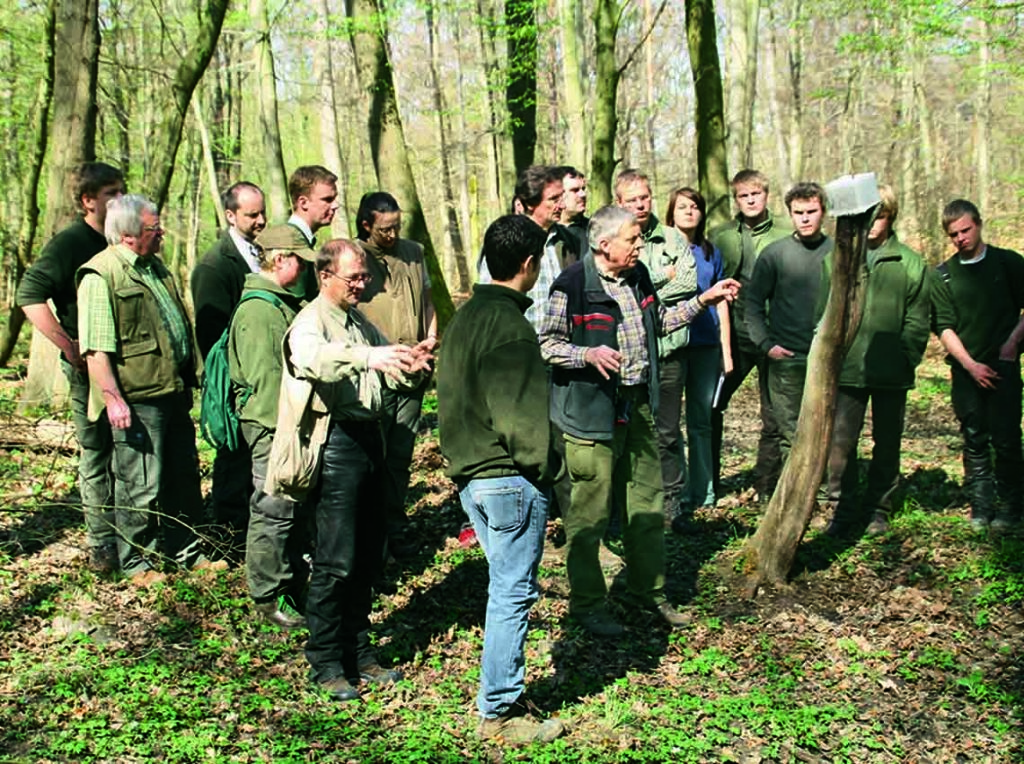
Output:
top-left (438, 215), bottom-right (564, 745)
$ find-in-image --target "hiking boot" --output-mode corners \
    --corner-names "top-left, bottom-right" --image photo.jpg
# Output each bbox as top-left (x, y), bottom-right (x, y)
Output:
top-left (88, 544), bottom-right (119, 575)
top-left (477, 709), bottom-right (564, 745)
top-left (255, 597), bottom-right (306, 630)
top-left (653, 600), bottom-right (693, 629)
top-left (357, 661), bottom-right (403, 686)
top-left (866, 511), bottom-right (890, 536)
top-left (317, 675), bottom-right (359, 702)
top-left (574, 610), bottom-right (624, 637)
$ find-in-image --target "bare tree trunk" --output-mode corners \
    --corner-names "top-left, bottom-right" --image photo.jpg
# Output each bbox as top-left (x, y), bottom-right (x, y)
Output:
top-left (0, 0), bottom-right (55, 368)
top-left (765, 14), bottom-right (791, 191)
top-left (316, 0), bottom-right (351, 237)
top-left (642, 0), bottom-right (658, 188)
top-left (450, 10), bottom-right (477, 265)
top-left (974, 15), bottom-right (991, 214)
top-left (144, 0), bottom-right (229, 211)
top-left (591, 0), bottom-right (620, 208)
top-left (743, 209), bottom-right (874, 594)
top-left (557, 0), bottom-right (587, 169)
top-left (474, 0), bottom-right (510, 209)
top-left (191, 95), bottom-right (226, 229)
top-left (685, 0), bottom-right (731, 226)
top-left (21, 0), bottom-right (99, 409)
top-left (346, 0), bottom-right (454, 328)
top-left (426, 0), bottom-right (469, 294)
top-left (505, 0), bottom-right (538, 174)
top-left (725, 0), bottom-right (759, 170)
top-left (250, 0), bottom-right (288, 221)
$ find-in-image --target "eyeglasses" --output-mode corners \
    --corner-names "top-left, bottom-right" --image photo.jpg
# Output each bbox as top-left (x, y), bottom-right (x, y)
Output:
top-left (323, 270), bottom-right (373, 286)
top-left (372, 225), bottom-right (401, 236)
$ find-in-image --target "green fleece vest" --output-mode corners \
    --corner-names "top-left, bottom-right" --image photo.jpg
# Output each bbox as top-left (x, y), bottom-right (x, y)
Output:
top-left (78, 248), bottom-right (196, 410)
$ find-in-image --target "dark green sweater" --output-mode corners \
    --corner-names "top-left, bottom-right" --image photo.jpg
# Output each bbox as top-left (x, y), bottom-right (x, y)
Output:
top-left (931, 246), bottom-right (1024, 365)
top-left (437, 283), bottom-right (562, 487)
top-left (745, 233), bottom-right (833, 357)
top-left (16, 218), bottom-right (108, 339)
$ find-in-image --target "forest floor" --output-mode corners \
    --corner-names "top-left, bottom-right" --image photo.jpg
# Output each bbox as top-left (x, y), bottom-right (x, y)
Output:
top-left (0, 337), bottom-right (1022, 763)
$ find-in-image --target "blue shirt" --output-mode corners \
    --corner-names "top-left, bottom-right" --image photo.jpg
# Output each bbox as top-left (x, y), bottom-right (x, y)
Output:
top-left (689, 242), bottom-right (724, 347)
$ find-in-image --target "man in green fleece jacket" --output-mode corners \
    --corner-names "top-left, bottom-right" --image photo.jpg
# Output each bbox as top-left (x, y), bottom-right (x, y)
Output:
top-left (745, 182), bottom-right (833, 461)
top-left (228, 225), bottom-right (311, 629)
top-left (709, 169), bottom-right (793, 498)
top-left (932, 198), bottom-right (1024, 531)
top-left (437, 215), bottom-right (564, 746)
top-left (823, 185), bottom-right (930, 536)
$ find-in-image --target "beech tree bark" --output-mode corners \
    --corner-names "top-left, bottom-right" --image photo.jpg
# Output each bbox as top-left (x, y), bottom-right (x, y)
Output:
top-left (505, 0), bottom-right (538, 175)
top-left (743, 207), bottom-right (875, 594)
top-left (144, 0), bottom-right (229, 211)
top-left (345, 0), bottom-right (454, 328)
top-left (685, 0), bottom-right (731, 226)
top-left (250, 0), bottom-right (288, 221)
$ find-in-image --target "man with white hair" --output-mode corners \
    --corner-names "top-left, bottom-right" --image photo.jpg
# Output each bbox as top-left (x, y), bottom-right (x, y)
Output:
top-left (539, 205), bottom-right (740, 636)
top-left (77, 195), bottom-right (212, 584)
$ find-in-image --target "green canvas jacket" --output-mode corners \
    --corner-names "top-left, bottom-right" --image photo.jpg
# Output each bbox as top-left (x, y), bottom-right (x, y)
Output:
top-left (228, 274), bottom-right (304, 432)
top-left (823, 234), bottom-right (931, 390)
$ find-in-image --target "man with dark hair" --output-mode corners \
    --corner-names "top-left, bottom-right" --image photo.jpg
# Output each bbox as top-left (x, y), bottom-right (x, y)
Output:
top-left (745, 182), bottom-right (833, 462)
top-left (708, 169), bottom-right (792, 498)
top-left (287, 165), bottom-right (339, 247)
top-left (932, 198), bottom-right (1024, 531)
top-left (556, 165), bottom-right (589, 256)
top-left (438, 215), bottom-right (564, 744)
top-left (17, 161), bottom-right (125, 572)
top-left (276, 238), bottom-right (434, 702)
top-left (355, 191), bottom-right (437, 557)
top-left (540, 205), bottom-right (740, 636)
top-left (77, 195), bottom-right (214, 584)
top-left (824, 185), bottom-right (930, 536)
top-left (480, 165), bottom-right (578, 330)
top-left (191, 182), bottom-right (267, 551)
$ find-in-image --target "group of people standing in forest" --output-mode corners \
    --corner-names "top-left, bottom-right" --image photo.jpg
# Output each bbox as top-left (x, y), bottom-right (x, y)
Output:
top-left (15, 156), bottom-right (1024, 746)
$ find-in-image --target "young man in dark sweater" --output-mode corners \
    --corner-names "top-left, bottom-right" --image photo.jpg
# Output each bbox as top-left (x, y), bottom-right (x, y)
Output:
top-left (437, 215), bottom-right (564, 745)
top-left (931, 198), bottom-right (1024, 531)
top-left (16, 162), bottom-right (125, 572)
top-left (744, 182), bottom-right (834, 461)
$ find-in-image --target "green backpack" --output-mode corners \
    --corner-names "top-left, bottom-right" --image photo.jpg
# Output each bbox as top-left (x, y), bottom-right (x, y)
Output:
top-left (199, 290), bottom-right (286, 451)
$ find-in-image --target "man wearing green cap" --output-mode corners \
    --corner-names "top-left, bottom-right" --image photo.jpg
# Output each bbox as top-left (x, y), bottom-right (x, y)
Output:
top-left (229, 224), bottom-right (313, 629)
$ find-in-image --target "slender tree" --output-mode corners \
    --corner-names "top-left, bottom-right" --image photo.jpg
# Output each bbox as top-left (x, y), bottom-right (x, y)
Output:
top-left (505, 0), bottom-right (538, 175)
top-left (251, 0), bottom-right (288, 220)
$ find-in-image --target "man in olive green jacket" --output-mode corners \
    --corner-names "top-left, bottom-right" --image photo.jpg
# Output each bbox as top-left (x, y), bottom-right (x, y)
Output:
top-left (823, 186), bottom-right (930, 535)
top-left (709, 169), bottom-right (793, 498)
top-left (229, 225), bottom-right (311, 629)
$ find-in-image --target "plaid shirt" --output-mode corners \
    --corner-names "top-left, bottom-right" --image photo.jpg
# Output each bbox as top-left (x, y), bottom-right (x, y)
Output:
top-left (479, 228), bottom-right (562, 333)
top-left (78, 245), bottom-right (192, 367)
top-left (539, 264), bottom-right (703, 384)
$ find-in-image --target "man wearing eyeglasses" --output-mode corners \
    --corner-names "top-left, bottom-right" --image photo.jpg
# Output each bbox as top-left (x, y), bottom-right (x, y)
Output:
top-left (354, 191), bottom-right (437, 559)
top-left (76, 194), bottom-right (213, 584)
top-left (275, 239), bottom-right (435, 702)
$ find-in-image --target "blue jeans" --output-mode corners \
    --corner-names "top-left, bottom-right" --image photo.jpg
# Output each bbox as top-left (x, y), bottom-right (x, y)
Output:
top-left (459, 476), bottom-right (548, 718)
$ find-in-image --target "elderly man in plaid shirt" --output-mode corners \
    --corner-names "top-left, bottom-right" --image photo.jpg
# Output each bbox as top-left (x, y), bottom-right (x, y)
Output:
top-left (77, 194), bottom-right (212, 584)
top-left (539, 205), bottom-right (740, 637)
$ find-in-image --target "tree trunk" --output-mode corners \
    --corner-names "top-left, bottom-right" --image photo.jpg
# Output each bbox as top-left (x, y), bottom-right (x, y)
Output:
top-left (685, 0), bottom-right (731, 226)
top-left (0, 0), bottom-right (55, 368)
top-left (743, 208), bottom-right (874, 594)
top-left (191, 95), bottom-right (226, 229)
top-left (316, 0), bottom-right (351, 237)
top-left (505, 0), bottom-right (538, 175)
top-left (974, 15), bottom-right (991, 214)
top-left (345, 0), bottom-right (454, 329)
top-left (250, 0), bottom-right (288, 221)
top-left (426, 0), bottom-right (469, 294)
top-left (474, 0), bottom-right (510, 211)
top-left (450, 10), bottom-right (477, 275)
top-left (21, 0), bottom-right (99, 409)
top-left (557, 0), bottom-right (587, 170)
top-left (765, 14), bottom-right (791, 192)
top-left (724, 0), bottom-right (759, 170)
top-left (144, 0), bottom-right (229, 211)
top-left (591, 0), bottom-right (620, 208)
top-left (786, 0), bottom-right (805, 183)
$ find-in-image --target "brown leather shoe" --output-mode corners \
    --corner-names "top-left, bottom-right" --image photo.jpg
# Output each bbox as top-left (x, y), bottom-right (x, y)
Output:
top-left (317, 675), bottom-right (359, 702)
top-left (357, 661), bottom-right (403, 686)
top-left (255, 600), bottom-right (306, 630)
top-left (653, 600), bottom-right (693, 629)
